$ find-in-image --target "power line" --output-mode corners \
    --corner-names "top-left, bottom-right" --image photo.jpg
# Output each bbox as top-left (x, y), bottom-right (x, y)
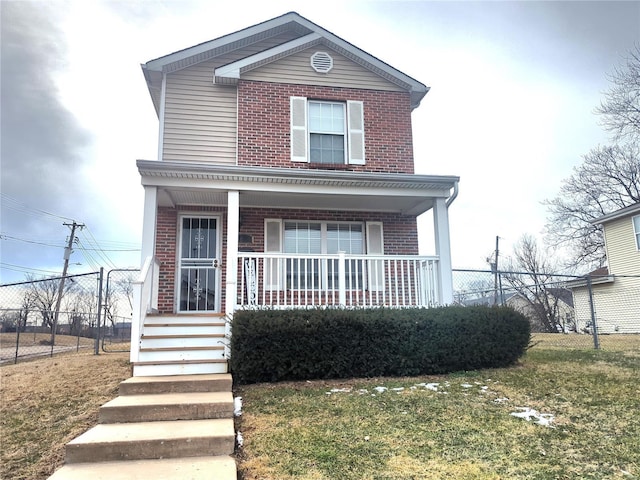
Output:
top-left (0, 233), bottom-right (139, 251)
top-left (0, 193), bottom-right (75, 223)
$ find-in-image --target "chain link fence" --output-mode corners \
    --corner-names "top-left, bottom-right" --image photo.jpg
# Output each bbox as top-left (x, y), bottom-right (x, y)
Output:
top-left (0, 269), bottom-right (137, 363)
top-left (453, 268), bottom-right (640, 351)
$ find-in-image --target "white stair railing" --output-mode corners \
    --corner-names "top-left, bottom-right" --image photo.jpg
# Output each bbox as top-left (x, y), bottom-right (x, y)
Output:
top-left (131, 256), bottom-right (159, 362)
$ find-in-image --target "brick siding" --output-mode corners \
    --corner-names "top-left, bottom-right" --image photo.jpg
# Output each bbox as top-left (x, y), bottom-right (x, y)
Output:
top-left (237, 81), bottom-right (415, 174)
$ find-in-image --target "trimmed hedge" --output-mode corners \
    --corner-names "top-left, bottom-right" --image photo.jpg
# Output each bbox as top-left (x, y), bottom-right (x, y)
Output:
top-left (229, 306), bottom-right (530, 384)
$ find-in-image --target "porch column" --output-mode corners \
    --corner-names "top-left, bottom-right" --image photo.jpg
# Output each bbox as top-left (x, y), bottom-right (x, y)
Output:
top-left (433, 197), bottom-right (454, 304)
top-left (225, 190), bottom-right (240, 318)
top-left (132, 185), bottom-right (157, 363)
top-left (140, 186), bottom-right (158, 264)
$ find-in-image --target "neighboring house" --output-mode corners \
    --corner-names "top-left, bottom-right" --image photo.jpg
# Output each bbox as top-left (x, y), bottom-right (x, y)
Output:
top-left (569, 203), bottom-right (640, 334)
top-left (132, 12), bottom-right (459, 375)
top-left (503, 289), bottom-right (575, 333)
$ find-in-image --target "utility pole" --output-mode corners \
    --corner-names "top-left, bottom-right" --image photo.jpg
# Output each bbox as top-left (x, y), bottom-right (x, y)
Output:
top-left (493, 236), bottom-right (500, 306)
top-left (50, 221), bottom-right (84, 354)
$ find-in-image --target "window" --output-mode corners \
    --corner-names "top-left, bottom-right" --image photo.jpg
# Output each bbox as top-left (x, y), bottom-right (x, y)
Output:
top-left (264, 219), bottom-right (383, 291)
top-left (309, 102), bottom-right (345, 164)
top-left (283, 221), bottom-right (363, 289)
top-left (290, 97), bottom-right (364, 165)
top-left (633, 215), bottom-right (640, 250)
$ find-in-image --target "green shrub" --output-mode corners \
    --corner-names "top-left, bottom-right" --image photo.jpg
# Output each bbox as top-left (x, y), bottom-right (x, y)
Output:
top-left (230, 306), bottom-right (530, 384)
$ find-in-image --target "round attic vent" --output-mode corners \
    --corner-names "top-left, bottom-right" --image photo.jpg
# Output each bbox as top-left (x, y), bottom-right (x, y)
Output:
top-left (310, 51), bottom-right (333, 73)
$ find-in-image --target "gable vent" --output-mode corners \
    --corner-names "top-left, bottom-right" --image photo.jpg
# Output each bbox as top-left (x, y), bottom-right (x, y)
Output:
top-left (310, 51), bottom-right (333, 73)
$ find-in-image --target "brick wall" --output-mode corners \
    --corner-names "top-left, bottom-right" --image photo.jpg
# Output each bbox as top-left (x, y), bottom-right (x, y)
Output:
top-left (237, 81), bottom-right (415, 174)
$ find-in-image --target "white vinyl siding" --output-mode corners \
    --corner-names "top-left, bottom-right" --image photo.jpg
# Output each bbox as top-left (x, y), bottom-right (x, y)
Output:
top-left (603, 215), bottom-right (640, 276)
top-left (633, 215), bottom-right (640, 250)
top-left (163, 60), bottom-right (237, 164)
top-left (290, 97), bottom-right (365, 165)
top-left (243, 47), bottom-right (405, 92)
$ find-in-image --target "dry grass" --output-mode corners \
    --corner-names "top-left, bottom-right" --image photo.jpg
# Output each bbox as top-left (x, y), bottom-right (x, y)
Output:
top-left (531, 333), bottom-right (640, 352)
top-left (0, 332), bottom-right (94, 348)
top-left (1, 351), bottom-right (131, 480)
top-left (236, 339), bottom-right (640, 479)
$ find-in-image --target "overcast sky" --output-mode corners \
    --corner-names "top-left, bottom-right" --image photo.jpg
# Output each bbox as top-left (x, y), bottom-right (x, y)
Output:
top-left (1, 0), bottom-right (639, 284)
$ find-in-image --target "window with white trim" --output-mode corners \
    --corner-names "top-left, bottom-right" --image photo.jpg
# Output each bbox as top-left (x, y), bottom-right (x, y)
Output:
top-left (633, 215), bottom-right (640, 250)
top-left (290, 97), bottom-right (365, 165)
top-left (264, 219), bottom-right (383, 291)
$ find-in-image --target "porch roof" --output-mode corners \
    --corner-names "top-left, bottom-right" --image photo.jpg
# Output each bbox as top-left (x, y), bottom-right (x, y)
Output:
top-left (137, 160), bottom-right (459, 216)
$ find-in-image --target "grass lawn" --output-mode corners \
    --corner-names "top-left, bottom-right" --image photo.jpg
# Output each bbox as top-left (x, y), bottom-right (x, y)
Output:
top-left (2, 335), bottom-right (638, 480)
top-left (236, 337), bottom-right (640, 480)
top-left (0, 332), bottom-right (94, 348)
top-left (1, 351), bottom-right (131, 480)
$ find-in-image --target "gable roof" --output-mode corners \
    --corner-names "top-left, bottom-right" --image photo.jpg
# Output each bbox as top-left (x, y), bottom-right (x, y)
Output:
top-left (590, 202), bottom-right (640, 225)
top-left (141, 12), bottom-right (429, 112)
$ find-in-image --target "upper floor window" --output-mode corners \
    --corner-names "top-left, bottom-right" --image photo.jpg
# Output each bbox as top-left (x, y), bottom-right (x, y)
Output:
top-left (291, 97), bottom-right (364, 165)
top-left (633, 215), bottom-right (640, 250)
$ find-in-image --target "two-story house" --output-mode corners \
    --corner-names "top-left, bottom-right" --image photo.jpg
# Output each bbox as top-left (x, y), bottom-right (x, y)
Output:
top-left (570, 202), bottom-right (640, 334)
top-left (132, 12), bottom-right (460, 376)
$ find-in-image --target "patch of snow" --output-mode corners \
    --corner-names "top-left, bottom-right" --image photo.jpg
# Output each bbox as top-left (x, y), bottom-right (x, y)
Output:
top-left (480, 386), bottom-right (489, 393)
top-left (357, 389), bottom-right (369, 395)
top-left (236, 431), bottom-right (244, 447)
top-left (494, 397), bottom-right (509, 403)
top-left (364, 435), bottom-right (370, 441)
top-left (414, 382), bottom-right (439, 391)
top-left (373, 386), bottom-right (388, 393)
top-left (327, 388), bottom-right (351, 394)
top-left (461, 383), bottom-right (473, 388)
top-left (510, 407), bottom-right (555, 427)
top-left (392, 387), bottom-right (405, 393)
top-left (234, 397), bottom-right (243, 416)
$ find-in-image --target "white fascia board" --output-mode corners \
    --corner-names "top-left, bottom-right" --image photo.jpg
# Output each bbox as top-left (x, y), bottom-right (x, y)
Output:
top-left (214, 33), bottom-right (322, 81)
top-left (144, 12), bottom-right (302, 72)
top-left (590, 202), bottom-right (640, 225)
top-left (136, 160), bottom-right (459, 188)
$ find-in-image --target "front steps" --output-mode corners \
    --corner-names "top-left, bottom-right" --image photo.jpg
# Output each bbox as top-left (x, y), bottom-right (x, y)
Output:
top-left (134, 314), bottom-right (228, 376)
top-left (48, 373), bottom-right (237, 480)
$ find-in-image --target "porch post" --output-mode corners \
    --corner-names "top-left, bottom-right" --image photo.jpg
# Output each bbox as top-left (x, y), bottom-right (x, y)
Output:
top-left (132, 185), bottom-right (157, 363)
top-left (433, 197), bottom-right (454, 304)
top-left (140, 186), bottom-right (158, 263)
top-left (225, 191), bottom-right (240, 318)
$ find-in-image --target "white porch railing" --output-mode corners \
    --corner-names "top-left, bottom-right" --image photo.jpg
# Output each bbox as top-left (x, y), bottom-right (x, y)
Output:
top-left (131, 255), bottom-right (159, 362)
top-left (237, 253), bottom-right (440, 308)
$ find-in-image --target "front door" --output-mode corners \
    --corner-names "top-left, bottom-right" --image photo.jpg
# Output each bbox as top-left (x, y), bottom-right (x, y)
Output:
top-left (178, 216), bottom-right (220, 312)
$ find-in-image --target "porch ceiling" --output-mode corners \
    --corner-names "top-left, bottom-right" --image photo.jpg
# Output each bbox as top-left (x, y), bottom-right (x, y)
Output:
top-left (140, 160), bottom-right (459, 216)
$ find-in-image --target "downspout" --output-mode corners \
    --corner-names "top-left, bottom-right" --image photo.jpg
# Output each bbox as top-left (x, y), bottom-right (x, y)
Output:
top-left (445, 180), bottom-right (459, 208)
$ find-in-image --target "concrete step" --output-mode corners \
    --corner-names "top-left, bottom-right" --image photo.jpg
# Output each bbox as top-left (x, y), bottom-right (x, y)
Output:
top-left (133, 359), bottom-right (228, 377)
top-left (119, 373), bottom-right (232, 396)
top-left (48, 455), bottom-right (237, 480)
top-left (65, 418), bottom-right (234, 463)
top-left (100, 391), bottom-right (233, 423)
top-left (138, 346), bottom-right (225, 363)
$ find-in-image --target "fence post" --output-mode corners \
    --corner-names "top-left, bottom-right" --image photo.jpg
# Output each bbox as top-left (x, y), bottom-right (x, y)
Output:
top-left (586, 276), bottom-right (600, 350)
top-left (94, 268), bottom-right (104, 355)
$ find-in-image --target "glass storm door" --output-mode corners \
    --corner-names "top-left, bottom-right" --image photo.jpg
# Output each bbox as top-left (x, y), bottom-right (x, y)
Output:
top-left (178, 216), bottom-right (220, 312)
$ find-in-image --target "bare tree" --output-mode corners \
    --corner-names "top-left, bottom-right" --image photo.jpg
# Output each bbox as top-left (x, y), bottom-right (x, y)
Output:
top-left (503, 235), bottom-right (570, 333)
top-left (595, 46), bottom-right (640, 141)
top-left (545, 46), bottom-right (640, 268)
top-left (26, 275), bottom-right (76, 332)
top-left (545, 144), bottom-right (640, 266)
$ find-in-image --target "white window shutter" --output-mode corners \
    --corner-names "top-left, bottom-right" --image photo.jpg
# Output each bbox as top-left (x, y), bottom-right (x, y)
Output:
top-left (366, 221), bottom-right (384, 290)
top-left (290, 97), bottom-right (308, 162)
top-left (264, 219), bottom-right (282, 290)
top-left (347, 100), bottom-right (365, 165)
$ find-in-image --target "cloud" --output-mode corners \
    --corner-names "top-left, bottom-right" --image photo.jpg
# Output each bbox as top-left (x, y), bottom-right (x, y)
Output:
top-left (0, 1), bottom-right (93, 278)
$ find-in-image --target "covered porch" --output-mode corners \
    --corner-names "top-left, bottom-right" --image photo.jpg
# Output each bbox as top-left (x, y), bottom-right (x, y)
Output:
top-left (135, 160), bottom-right (458, 318)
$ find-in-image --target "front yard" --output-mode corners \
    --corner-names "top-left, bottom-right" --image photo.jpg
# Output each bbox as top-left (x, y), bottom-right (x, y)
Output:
top-left (236, 336), bottom-right (640, 479)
